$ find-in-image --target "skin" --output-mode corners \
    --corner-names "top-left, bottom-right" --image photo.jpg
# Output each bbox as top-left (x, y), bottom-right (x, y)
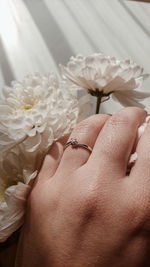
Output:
top-left (15, 107), bottom-right (150, 267)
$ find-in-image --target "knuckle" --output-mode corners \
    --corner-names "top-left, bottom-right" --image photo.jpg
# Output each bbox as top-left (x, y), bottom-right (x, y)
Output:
top-left (74, 115), bottom-right (103, 135)
top-left (109, 113), bottom-right (132, 127)
top-left (121, 107), bottom-right (143, 113)
top-left (109, 107), bottom-right (146, 127)
top-left (74, 120), bottom-right (93, 135)
top-left (94, 113), bottom-right (110, 121)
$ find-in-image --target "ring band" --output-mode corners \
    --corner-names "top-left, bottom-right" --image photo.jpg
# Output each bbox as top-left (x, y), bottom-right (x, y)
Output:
top-left (64, 138), bottom-right (92, 153)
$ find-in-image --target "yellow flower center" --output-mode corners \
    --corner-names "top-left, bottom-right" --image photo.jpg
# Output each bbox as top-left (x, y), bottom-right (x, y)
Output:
top-left (23, 104), bottom-right (34, 110)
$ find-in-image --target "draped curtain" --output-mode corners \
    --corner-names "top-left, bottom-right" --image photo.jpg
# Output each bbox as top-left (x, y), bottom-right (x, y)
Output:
top-left (0, 0), bottom-right (150, 112)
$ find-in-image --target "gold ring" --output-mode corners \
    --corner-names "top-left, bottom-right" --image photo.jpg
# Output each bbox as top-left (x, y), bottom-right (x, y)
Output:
top-left (64, 138), bottom-right (92, 153)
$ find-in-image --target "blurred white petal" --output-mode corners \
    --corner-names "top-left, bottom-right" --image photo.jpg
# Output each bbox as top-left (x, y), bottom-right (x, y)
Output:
top-left (112, 91), bottom-right (146, 108)
top-left (77, 94), bottom-right (94, 121)
top-left (129, 152), bottom-right (138, 164)
top-left (124, 89), bottom-right (150, 99)
top-left (0, 183), bottom-right (31, 242)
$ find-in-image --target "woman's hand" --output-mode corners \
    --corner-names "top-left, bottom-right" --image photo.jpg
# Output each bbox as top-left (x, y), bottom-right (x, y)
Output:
top-left (16, 107), bottom-right (150, 267)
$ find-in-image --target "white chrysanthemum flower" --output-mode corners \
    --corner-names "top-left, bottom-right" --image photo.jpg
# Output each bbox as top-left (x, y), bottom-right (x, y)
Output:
top-left (0, 146), bottom-right (38, 242)
top-left (0, 72), bottom-right (81, 242)
top-left (0, 73), bottom-right (79, 154)
top-left (60, 53), bottom-right (150, 108)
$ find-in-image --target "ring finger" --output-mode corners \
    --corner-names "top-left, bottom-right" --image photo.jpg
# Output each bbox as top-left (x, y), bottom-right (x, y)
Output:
top-left (58, 114), bottom-right (110, 172)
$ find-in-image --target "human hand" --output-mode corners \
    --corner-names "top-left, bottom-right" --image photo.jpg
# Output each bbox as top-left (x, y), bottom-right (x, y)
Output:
top-left (15, 107), bottom-right (150, 267)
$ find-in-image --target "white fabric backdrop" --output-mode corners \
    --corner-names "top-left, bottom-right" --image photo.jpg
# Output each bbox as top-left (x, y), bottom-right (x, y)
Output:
top-left (0, 0), bottom-right (150, 113)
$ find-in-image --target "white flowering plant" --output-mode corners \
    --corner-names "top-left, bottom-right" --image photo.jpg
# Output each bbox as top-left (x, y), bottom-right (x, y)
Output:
top-left (60, 54), bottom-right (150, 113)
top-left (0, 54), bottom-right (149, 243)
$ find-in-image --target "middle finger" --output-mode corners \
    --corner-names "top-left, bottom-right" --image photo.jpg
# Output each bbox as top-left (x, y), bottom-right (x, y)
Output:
top-left (89, 107), bottom-right (147, 178)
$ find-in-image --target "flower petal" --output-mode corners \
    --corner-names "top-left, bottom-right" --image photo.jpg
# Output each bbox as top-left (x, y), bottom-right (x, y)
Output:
top-left (0, 183), bottom-right (31, 242)
top-left (61, 53), bottom-right (149, 107)
top-left (112, 91), bottom-right (145, 108)
top-left (124, 89), bottom-right (150, 100)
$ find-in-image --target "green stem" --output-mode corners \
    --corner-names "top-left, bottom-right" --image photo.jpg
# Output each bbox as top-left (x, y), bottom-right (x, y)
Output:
top-left (95, 95), bottom-right (102, 114)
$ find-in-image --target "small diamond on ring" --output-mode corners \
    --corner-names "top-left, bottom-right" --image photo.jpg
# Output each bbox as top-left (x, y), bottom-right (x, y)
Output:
top-left (70, 138), bottom-right (78, 146)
